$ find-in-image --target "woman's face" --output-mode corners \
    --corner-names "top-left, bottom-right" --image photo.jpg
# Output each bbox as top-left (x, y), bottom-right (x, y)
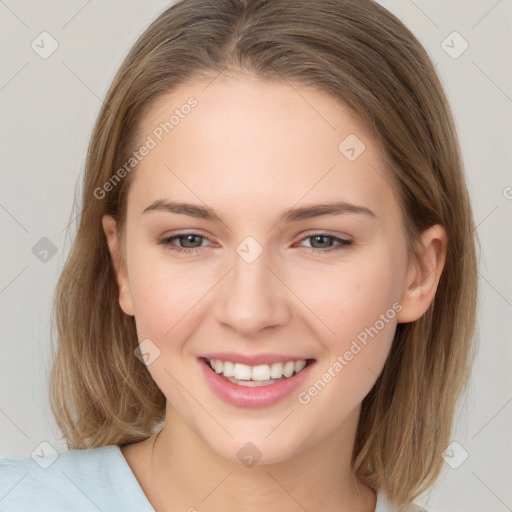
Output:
top-left (105, 75), bottom-right (415, 464)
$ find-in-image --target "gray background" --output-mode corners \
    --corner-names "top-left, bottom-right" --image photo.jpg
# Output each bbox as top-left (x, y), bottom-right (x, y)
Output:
top-left (1, 1), bottom-right (511, 511)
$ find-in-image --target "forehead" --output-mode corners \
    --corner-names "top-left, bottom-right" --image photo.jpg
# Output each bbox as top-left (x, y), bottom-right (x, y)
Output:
top-left (128, 74), bottom-right (399, 221)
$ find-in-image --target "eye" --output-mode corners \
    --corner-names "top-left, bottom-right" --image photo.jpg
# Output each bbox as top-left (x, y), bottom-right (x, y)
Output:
top-left (159, 231), bottom-right (352, 255)
top-left (159, 233), bottom-right (212, 254)
top-left (297, 233), bottom-right (352, 254)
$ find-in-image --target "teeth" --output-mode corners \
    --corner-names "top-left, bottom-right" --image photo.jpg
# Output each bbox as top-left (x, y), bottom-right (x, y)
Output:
top-left (213, 360), bottom-right (223, 374)
top-left (223, 361), bottom-right (234, 377)
top-left (233, 363), bottom-right (252, 380)
top-left (270, 362), bottom-right (283, 379)
top-left (283, 361), bottom-right (295, 378)
top-left (252, 364), bottom-right (271, 381)
top-left (295, 360), bottom-right (306, 373)
top-left (206, 358), bottom-right (308, 382)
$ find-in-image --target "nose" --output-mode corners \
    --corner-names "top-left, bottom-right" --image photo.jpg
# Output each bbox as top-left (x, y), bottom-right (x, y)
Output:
top-left (213, 247), bottom-right (292, 338)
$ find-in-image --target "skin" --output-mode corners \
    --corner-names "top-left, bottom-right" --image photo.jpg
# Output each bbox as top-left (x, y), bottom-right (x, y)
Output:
top-left (102, 74), bottom-right (447, 512)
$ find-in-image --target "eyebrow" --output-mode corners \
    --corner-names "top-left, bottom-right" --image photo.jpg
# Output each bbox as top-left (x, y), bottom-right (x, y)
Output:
top-left (142, 199), bottom-right (376, 222)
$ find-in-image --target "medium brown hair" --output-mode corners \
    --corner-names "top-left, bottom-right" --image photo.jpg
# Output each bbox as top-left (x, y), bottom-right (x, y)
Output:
top-left (50, 0), bottom-right (478, 505)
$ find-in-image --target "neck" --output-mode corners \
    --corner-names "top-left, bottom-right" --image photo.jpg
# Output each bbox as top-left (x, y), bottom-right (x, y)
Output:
top-left (123, 403), bottom-right (376, 512)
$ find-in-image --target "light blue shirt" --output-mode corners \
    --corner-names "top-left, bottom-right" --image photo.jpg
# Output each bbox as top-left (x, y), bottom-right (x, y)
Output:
top-left (0, 445), bottom-right (428, 511)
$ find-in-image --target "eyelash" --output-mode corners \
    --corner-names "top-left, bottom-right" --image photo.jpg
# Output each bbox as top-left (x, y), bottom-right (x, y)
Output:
top-left (158, 232), bottom-right (352, 255)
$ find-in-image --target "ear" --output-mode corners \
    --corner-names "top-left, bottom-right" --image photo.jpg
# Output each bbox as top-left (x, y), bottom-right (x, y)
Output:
top-left (102, 215), bottom-right (135, 316)
top-left (396, 224), bottom-right (448, 323)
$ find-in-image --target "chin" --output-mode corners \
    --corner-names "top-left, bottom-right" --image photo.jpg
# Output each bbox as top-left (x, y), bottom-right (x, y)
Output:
top-left (201, 431), bottom-right (312, 468)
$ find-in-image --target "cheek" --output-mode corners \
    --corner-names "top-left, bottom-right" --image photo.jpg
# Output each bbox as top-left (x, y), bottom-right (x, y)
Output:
top-left (125, 248), bottom-right (215, 408)
top-left (293, 254), bottom-right (403, 344)
top-left (126, 245), bottom-right (217, 341)
top-left (298, 252), bottom-right (405, 409)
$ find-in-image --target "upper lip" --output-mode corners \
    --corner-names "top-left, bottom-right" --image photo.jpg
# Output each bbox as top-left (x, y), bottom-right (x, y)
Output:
top-left (200, 352), bottom-right (313, 366)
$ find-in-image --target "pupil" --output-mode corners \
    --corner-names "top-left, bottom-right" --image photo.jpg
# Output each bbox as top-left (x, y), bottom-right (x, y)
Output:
top-left (183, 235), bottom-right (200, 247)
top-left (314, 235), bottom-right (330, 248)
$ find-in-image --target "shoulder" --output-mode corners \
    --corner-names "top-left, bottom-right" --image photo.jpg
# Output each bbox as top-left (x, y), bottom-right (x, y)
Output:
top-left (406, 505), bottom-right (431, 512)
top-left (375, 490), bottom-right (433, 512)
top-left (0, 445), bottom-right (154, 512)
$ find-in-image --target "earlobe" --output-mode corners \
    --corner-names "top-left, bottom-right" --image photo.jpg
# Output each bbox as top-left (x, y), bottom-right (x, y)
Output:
top-left (396, 224), bottom-right (448, 323)
top-left (101, 215), bottom-right (135, 316)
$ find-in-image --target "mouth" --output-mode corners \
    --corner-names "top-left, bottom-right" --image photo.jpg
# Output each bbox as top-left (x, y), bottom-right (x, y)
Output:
top-left (198, 355), bottom-right (316, 408)
top-left (202, 357), bottom-right (314, 387)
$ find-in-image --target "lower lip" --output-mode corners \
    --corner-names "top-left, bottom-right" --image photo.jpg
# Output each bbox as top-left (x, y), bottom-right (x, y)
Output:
top-left (199, 358), bottom-right (316, 409)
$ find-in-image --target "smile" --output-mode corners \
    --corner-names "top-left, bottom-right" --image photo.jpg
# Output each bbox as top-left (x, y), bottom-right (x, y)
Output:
top-left (199, 356), bottom-right (316, 408)
top-left (206, 358), bottom-right (308, 387)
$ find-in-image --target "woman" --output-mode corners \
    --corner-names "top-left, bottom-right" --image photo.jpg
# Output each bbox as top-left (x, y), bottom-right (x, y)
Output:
top-left (0, 0), bottom-right (477, 510)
